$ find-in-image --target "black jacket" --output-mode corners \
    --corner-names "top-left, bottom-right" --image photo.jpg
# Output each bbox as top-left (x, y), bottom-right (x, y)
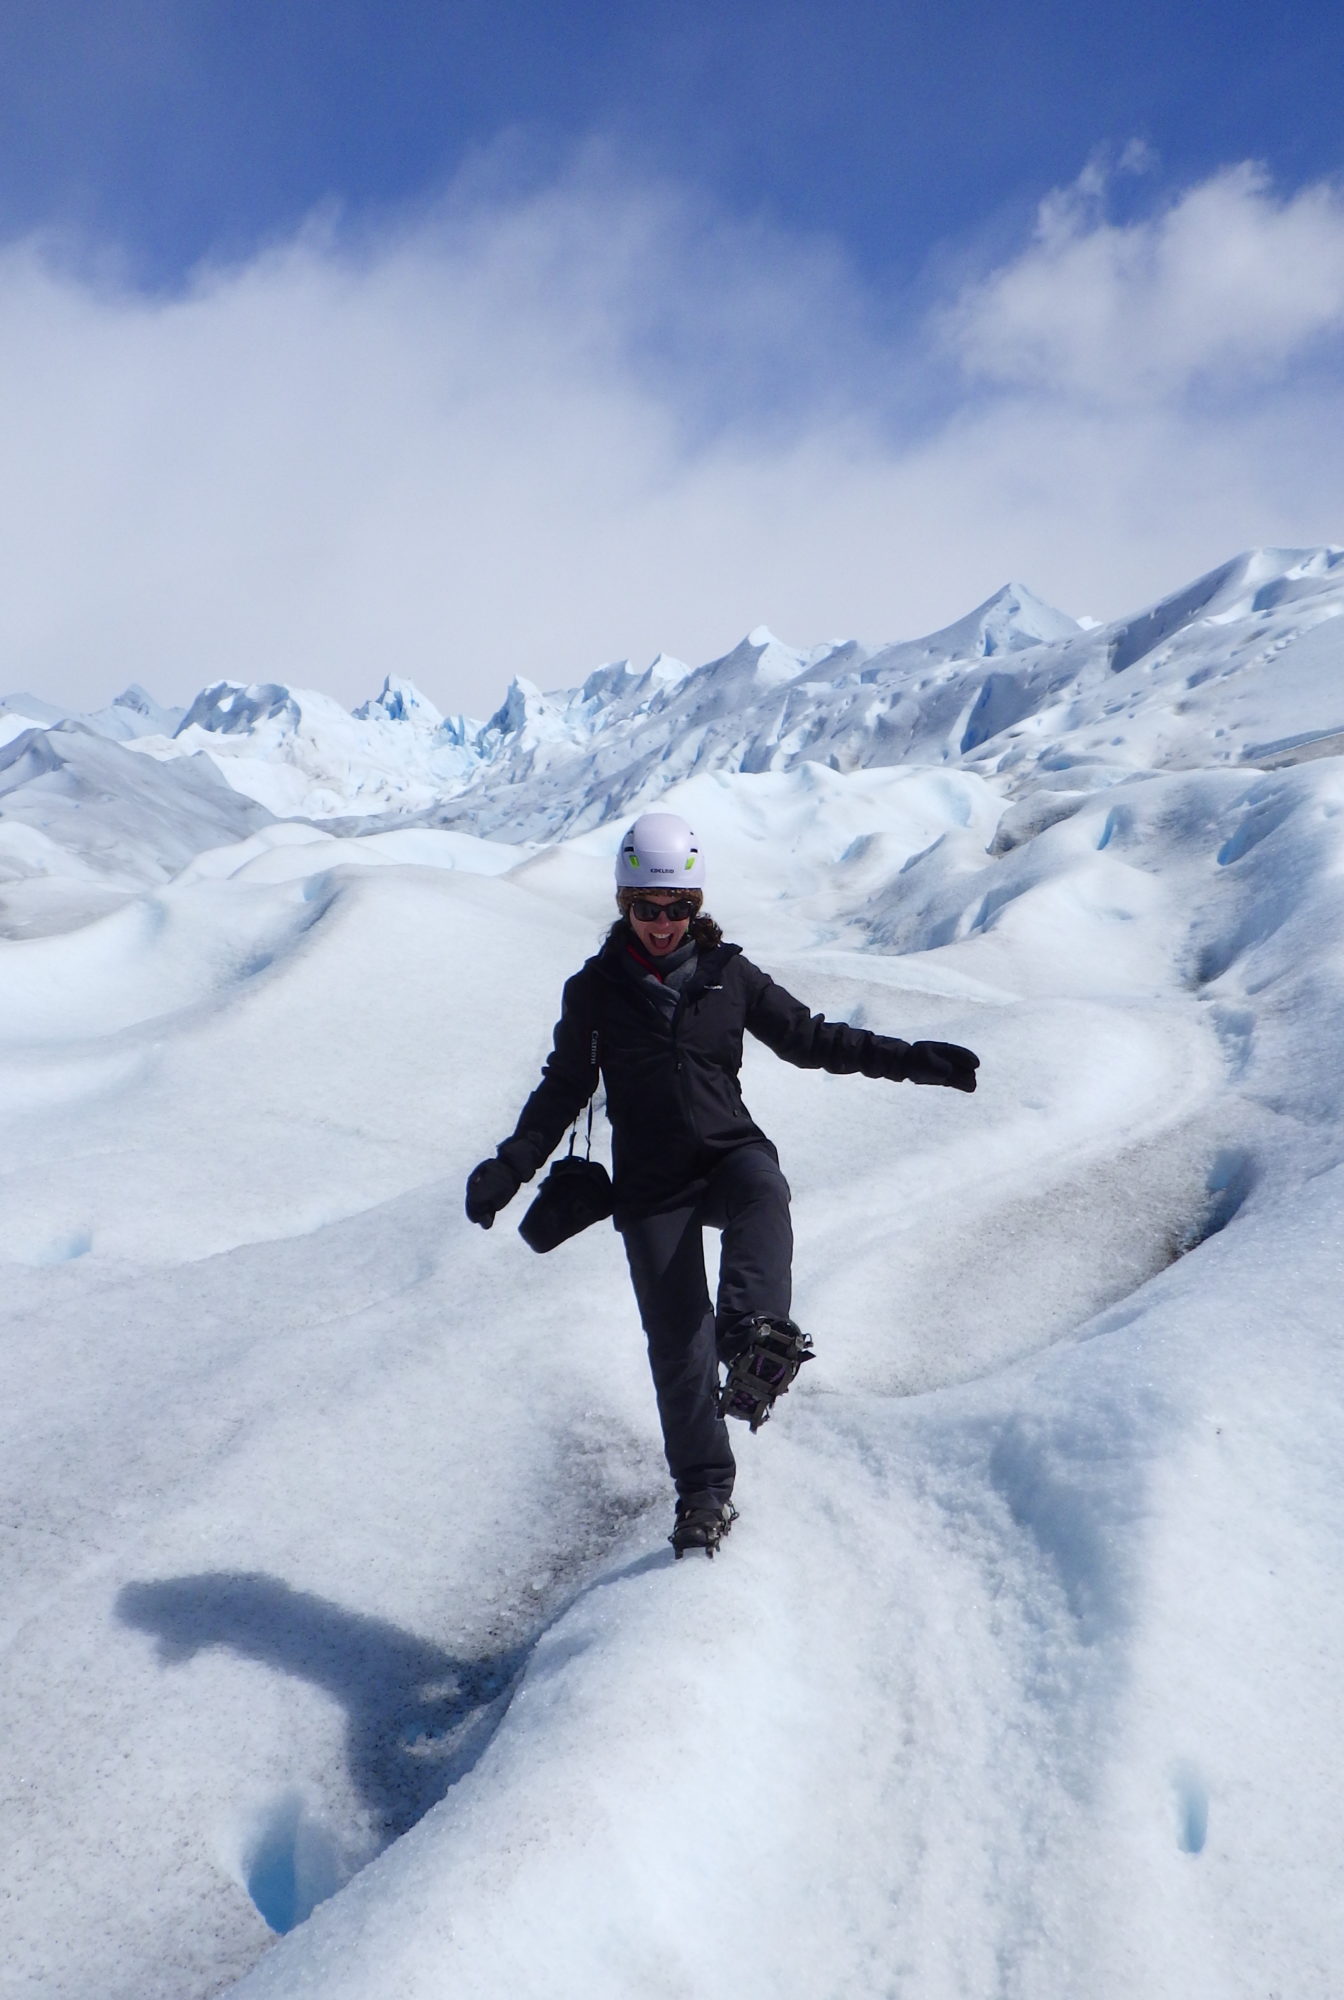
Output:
top-left (508, 931), bottom-right (917, 1217)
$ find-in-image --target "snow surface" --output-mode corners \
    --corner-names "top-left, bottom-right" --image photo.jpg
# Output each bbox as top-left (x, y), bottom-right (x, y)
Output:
top-left (2, 549), bottom-right (1344, 1997)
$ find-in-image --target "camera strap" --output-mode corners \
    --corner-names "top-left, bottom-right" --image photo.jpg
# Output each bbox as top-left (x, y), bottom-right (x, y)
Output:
top-left (565, 1028), bottom-right (600, 1162)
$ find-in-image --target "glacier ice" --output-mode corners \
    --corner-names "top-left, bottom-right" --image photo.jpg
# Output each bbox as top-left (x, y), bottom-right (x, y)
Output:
top-left (2, 546), bottom-right (1344, 1997)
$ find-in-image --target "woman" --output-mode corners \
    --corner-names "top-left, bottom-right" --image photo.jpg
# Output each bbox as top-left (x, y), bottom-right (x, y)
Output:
top-left (466, 811), bottom-right (979, 1558)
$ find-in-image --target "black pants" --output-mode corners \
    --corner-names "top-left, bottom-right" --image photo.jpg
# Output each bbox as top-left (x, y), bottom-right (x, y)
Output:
top-left (618, 1144), bottom-right (793, 1510)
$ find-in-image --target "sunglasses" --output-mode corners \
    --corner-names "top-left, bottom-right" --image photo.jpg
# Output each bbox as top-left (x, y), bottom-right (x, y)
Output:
top-left (627, 896), bottom-right (701, 923)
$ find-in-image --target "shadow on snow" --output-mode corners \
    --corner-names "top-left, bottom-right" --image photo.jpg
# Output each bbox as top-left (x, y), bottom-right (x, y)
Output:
top-left (116, 1571), bottom-right (526, 1853)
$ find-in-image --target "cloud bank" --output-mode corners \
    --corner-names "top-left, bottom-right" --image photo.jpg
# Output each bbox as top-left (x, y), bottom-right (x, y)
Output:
top-left (2, 152), bottom-right (1343, 716)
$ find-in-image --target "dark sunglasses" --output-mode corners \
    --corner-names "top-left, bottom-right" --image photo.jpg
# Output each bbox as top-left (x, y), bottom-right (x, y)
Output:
top-left (627, 896), bottom-right (701, 923)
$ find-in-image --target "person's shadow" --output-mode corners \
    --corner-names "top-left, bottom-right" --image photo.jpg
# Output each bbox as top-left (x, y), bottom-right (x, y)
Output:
top-left (117, 1573), bottom-right (527, 1841)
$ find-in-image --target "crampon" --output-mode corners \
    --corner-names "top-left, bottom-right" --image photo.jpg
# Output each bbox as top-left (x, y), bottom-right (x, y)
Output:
top-left (669, 1501), bottom-right (738, 1559)
top-left (717, 1315), bottom-right (814, 1432)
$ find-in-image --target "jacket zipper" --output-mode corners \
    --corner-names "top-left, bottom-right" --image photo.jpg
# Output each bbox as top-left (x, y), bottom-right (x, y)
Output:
top-left (671, 987), bottom-right (699, 1135)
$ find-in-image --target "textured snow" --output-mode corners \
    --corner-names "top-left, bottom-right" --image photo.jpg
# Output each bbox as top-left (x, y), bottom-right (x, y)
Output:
top-left (2, 548), bottom-right (1344, 1998)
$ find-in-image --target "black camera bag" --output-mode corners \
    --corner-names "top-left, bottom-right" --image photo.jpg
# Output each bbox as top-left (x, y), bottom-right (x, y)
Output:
top-left (518, 1154), bottom-right (614, 1253)
top-left (517, 1028), bottom-right (611, 1253)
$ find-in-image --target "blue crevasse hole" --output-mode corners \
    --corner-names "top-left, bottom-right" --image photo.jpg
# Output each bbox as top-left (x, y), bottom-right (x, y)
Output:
top-left (1174, 1766), bottom-right (1209, 1855)
top-left (25, 1228), bottom-right (93, 1266)
top-left (245, 1793), bottom-right (348, 1934)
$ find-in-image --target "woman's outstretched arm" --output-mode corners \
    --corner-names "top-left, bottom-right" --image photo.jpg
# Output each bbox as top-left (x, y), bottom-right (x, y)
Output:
top-left (742, 959), bottom-right (978, 1091)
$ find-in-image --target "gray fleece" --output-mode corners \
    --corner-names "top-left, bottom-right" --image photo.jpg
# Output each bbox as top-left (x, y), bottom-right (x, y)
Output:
top-left (621, 934), bottom-right (698, 1021)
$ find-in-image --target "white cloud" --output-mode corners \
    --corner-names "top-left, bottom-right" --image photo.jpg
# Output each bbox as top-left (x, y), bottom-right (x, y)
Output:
top-left (952, 160), bottom-right (1344, 401)
top-left (0, 151), bottom-right (1342, 717)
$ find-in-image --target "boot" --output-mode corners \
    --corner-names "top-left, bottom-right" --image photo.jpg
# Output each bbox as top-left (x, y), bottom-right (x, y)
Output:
top-left (717, 1315), bottom-right (814, 1431)
top-left (669, 1499), bottom-right (738, 1559)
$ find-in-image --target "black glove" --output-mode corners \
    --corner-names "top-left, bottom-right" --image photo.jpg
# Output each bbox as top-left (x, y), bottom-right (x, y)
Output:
top-left (465, 1137), bottom-right (539, 1228)
top-left (906, 1040), bottom-right (980, 1092)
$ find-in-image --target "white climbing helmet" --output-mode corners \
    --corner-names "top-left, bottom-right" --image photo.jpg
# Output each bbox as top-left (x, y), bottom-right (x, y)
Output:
top-left (615, 811), bottom-right (705, 890)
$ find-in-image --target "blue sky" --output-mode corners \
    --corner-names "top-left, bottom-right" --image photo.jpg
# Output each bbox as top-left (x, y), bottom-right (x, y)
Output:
top-left (6, 0), bottom-right (1341, 289)
top-left (1, 2), bottom-right (1343, 711)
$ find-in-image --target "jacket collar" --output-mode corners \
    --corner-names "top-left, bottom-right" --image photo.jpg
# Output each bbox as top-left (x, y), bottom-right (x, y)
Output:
top-left (623, 933), bottom-right (697, 982)
top-left (594, 930), bottom-right (739, 1001)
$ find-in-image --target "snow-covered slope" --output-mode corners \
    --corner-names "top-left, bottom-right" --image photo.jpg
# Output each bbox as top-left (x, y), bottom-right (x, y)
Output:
top-left (2, 549), bottom-right (1344, 1999)
top-left (0, 720), bottom-right (278, 937)
top-left (0, 682), bottom-right (185, 745)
